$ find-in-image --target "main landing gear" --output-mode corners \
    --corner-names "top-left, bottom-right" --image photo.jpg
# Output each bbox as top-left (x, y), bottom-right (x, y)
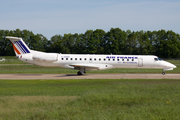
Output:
top-left (77, 71), bottom-right (83, 75)
top-left (77, 68), bottom-right (86, 75)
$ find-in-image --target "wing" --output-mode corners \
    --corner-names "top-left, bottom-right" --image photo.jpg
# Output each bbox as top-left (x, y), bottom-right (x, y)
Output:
top-left (69, 64), bottom-right (100, 71)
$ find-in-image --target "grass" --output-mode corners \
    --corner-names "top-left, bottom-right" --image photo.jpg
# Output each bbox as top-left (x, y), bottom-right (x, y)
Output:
top-left (0, 56), bottom-right (179, 119)
top-left (0, 79), bottom-right (180, 120)
top-left (0, 56), bottom-right (27, 64)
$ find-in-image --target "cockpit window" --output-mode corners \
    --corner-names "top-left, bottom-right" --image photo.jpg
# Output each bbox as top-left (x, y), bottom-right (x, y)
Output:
top-left (154, 58), bottom-right (158, 61)
top-left (154, 58), bottom-right (162, 61)
top-left (158, 58), bottom-right (162, 61)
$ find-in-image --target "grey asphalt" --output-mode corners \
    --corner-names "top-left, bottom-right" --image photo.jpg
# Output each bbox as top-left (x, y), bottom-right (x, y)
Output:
top-left (0, 74), bottom-right (180, 80)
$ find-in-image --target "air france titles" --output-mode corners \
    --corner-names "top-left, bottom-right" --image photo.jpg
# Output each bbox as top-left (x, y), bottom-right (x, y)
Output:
top-left (106, 56), bottom-right (138, 64)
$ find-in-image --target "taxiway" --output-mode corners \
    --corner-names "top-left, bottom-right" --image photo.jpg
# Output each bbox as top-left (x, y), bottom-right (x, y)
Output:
top-left (0, 74), bottom-right (179, 80)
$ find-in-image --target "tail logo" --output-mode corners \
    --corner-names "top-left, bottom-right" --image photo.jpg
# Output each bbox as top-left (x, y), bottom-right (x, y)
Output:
top-left (12, 40), bottom-right (30, 55)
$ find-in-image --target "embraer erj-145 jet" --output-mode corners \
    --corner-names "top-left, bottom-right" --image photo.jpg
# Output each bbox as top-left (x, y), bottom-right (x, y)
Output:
top-left (6, 36), bottom-right (176, 75)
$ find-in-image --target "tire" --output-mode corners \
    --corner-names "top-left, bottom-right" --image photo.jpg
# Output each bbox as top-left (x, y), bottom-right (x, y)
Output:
top-left (162, 72), bottom-right (165, 75)
top-left (77, 71), bottom-right (83, 75)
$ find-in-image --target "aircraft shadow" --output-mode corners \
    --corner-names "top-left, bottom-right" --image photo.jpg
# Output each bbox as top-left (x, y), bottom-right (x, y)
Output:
top-left (55, 74), bottom-right (89, 77)
top-left (65, 74), bottom-right (89, 76)
top-left (66, 74), bottom-right (78, 76)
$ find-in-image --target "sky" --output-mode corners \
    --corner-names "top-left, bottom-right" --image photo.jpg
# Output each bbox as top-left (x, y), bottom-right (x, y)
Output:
top-left (1, 0), bottom-right (180, 40)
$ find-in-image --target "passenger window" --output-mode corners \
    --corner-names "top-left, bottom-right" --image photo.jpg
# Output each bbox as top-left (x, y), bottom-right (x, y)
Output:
top-left (113, 59), bottom-right (115, 61)
top-left (75, 58), bottom-right (77, 60)
top-left (71, 58), bottom-right (73, 60)
top-left (94, 58), bottom-right (96, 61)
top-left (122, 59), bottom-right (124, 61)
top-left (66, 58), bottom-right (68, 60)
top-left (62, 58), bottom-right (64, 60)
top-left (132, 59), bottom-right (134, 61)
top-left (104, 58), bottom-right (106, 61)
top-left (117, 59), bottom-right (119, 61)
top-left (99, 58), bottom-right (101, 61)
top-left (127, 59), bottom-right (129, 61)
top-left (84, 58), bottom-right (86, 60)
top-left (90, 58), bottom-right (92, 61)
top-left (108, 59), bottom-right (110, 61)
top-left (80, 58), bottom-right (82, 60)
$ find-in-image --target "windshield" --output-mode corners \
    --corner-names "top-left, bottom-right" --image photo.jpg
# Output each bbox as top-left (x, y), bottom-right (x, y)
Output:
top-left (154, 57), bottom-right (162, 61)
top-left (158, 58), bottom-right (162, 61)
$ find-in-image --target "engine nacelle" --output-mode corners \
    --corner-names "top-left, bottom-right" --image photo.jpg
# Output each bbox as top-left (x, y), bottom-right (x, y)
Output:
top-left (32, 53), bottom-right (58, 62)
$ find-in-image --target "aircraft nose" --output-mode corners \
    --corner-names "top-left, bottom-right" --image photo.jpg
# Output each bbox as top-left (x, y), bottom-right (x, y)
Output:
top-left (161, 61), bottom-right (176, 68)
top-left (171, 64), bottom-right (177, 68)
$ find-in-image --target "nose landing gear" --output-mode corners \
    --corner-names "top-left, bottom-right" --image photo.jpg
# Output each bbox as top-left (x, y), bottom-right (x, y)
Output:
top-left (162, 68), bottom-right (174, 75)
top-left (162, 71), bottom-right (165, 75)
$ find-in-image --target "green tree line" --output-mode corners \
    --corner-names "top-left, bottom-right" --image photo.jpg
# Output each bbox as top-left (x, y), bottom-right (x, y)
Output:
top-left (0, 28), bottom-right (180, 58)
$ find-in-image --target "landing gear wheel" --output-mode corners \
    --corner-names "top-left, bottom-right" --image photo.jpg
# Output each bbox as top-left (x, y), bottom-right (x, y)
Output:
top-left (77, 71), bottom-right (83, 75)
top-left (162, 71), bottom-right (165, 75)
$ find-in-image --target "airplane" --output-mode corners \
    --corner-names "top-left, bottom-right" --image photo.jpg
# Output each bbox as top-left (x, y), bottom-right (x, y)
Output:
top-left (6, 36), bottom-right (176, 75)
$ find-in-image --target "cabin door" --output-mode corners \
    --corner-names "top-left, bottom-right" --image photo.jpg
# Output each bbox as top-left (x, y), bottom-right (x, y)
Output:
top-left (138, 58), bottom-right (143, 67)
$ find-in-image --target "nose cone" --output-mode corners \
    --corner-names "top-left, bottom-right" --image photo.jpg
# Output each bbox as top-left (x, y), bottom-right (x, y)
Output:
top-left (169, 63), bottom-right (177, 68)
top-left (172, 64), bottom-right (177, 68)
top-left (161, 61), bottom-right (177, 68)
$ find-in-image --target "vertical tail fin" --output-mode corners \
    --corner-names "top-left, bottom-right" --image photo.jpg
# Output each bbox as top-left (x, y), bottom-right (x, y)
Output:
top-left (6, 36), bottom-right (31, 56)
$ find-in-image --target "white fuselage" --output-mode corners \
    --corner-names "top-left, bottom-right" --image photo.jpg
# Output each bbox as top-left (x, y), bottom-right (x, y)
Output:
top-left (19, 53), bottom-right (176, 71)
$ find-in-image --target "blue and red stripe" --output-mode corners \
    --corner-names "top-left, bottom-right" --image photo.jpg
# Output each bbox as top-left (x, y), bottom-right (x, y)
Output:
top-left (12, 40), bottom-right (30, 54)
top-left (18, 41), bottom-right (30, 53)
